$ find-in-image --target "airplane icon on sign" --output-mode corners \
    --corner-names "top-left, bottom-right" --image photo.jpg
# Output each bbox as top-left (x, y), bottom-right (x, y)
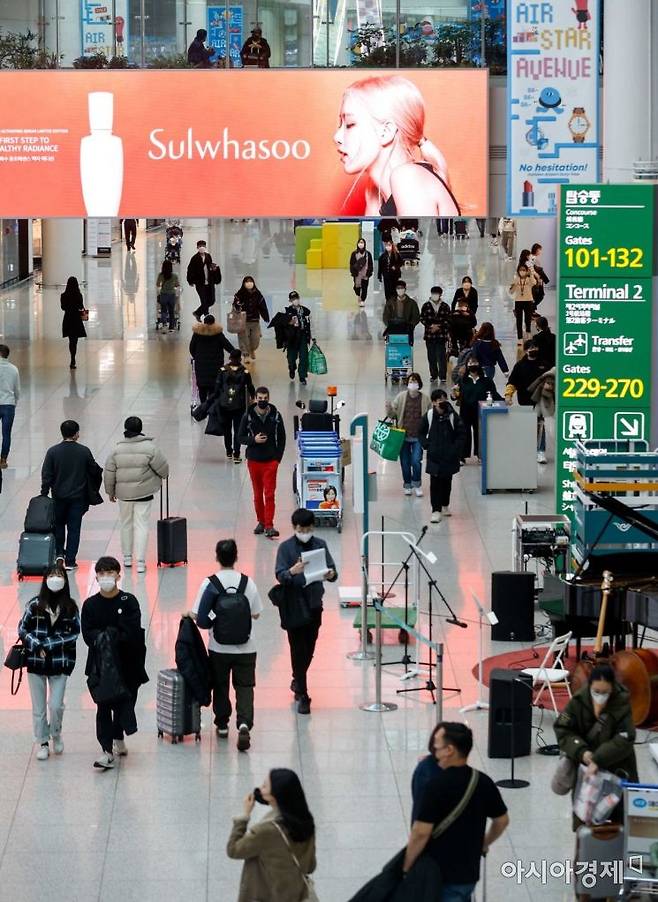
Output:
top-left (564, 332), bottom-right (588, 356)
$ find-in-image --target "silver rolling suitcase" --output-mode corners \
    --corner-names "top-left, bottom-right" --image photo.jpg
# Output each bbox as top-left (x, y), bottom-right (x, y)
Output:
top-left (156, 668), bottom-right (201, 744)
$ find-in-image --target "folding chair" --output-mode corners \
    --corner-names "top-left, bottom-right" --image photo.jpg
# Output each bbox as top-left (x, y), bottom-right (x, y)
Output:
top-left (521, 631), bottom-right (573, 714)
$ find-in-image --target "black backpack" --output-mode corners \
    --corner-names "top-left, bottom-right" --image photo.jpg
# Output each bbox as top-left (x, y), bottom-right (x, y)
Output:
top-left (208, 574), bottom-right (252, 645)
top-left (219, 369), bottom-right (245, 411)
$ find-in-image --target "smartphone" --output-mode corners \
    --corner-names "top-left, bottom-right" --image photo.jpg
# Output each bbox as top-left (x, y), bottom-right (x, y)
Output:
top-left (253, 787), bottom-right (268, 805)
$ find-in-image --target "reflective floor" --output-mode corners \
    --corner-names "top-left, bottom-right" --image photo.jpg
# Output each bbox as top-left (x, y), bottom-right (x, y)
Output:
top-left (0, 220), bottom-right (650, 901)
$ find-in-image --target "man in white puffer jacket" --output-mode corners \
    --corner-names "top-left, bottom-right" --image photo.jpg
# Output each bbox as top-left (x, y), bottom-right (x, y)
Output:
top-left (104, 417), bottom-right (169, 573)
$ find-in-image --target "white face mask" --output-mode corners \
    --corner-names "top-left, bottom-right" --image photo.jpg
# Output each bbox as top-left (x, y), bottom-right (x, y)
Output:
top-left (591, 689), bottom-right (611, 706)
top-left (430, 294), bottom-right (440, 303)
top-left (98, 576), bottom-right (117, 592)
top-left (407, 383), bottom-right (420, 393)
top-left (291, 298), bottom-right (300, 306)
top-left (295, 530), bottom-right (313, 544)
top-left (46, 576), bottom-right (66, 593)
top-left (396, 289), bottom-right (405, 297)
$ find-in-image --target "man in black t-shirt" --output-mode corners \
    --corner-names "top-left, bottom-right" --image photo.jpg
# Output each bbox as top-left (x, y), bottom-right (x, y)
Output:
top-left (403, 722), bottom-right (509, 901)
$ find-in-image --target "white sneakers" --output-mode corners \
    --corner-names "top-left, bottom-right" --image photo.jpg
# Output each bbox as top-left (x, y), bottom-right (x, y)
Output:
top-left (404, 487), bottom-right (412, 496)
top-left (36, 743), bottom-right (49, 761)
top-left (53, 737), bottom-right (64, 755)
top-left (123, 556), bottom-right (133, 568)
top-left (430, 511), bottom-right (442, 523)
top-left (113, 739), bottom-right (128, 757)
top-left (414, 487), bottom-right (423, 497)
top-left (537, 451), bottom-right (547, 464)
top-left (94, 753), bottom-right (115, 770)
top-left (136, 561), bottom-right (146, 573)
top-left (442, 506), bottom-right (452, 517)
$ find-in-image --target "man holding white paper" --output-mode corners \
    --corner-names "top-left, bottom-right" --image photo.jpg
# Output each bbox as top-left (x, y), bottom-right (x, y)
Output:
top-left (275, 509), bottom-right (337, 715)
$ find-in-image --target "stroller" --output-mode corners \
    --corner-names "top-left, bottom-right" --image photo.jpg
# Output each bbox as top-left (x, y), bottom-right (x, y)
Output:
top-left (164, 221), bottom-right (183, 263)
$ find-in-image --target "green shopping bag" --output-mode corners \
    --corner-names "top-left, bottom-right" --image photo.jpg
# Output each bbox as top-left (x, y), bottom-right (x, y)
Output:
top-left (308, 339), bottom-right (328, 375)
top-left (370, 418), bottom-right (406, 461)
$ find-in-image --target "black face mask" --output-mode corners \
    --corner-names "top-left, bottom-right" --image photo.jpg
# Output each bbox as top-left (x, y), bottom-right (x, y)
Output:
top-left (527, 353), bottom-right (538, 361)
top-left (256, 400), bottom-right (268, 410)
top-left (253, 787), bottom-right (268, 805)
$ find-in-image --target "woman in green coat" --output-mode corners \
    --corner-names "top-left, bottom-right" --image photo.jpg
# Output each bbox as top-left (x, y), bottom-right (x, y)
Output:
top-left (554, 664), bottom-right (638, 828)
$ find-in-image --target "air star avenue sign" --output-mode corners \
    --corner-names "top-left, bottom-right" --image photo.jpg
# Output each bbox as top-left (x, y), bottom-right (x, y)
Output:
top-left (556, 184), bottom-right (655, 522)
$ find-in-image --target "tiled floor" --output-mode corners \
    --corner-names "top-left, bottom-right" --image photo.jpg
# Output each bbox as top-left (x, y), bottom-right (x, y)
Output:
top-left (0, 219), bottom-right (652, 901)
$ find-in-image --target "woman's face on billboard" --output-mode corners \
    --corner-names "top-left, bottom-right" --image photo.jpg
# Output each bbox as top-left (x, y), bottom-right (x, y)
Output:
top-left (334, 93), bottom-right (381, 174)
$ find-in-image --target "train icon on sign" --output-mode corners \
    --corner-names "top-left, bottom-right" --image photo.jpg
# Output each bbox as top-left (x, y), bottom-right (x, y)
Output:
top-left (563, 411), bottom-right (593, 441)
top-left (563, 332), bottom-right (588, 356)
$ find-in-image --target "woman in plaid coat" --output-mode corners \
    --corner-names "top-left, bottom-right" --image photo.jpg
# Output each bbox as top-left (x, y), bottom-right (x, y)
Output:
top-left (18, 566), bottom-right (80, 761)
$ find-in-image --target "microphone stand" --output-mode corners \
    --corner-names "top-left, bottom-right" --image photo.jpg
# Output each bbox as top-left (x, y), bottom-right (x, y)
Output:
top-left (397, 541), bottom-right (463, 703)
top-left (460, 594), bottom-right (495, 714)
top-left (495, 677), bottom-right (531, 790)
top-left (379, 525), bottom-right (429, 673)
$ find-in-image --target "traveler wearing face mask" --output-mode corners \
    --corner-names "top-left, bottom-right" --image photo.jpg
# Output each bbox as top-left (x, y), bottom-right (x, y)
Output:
top-left (451, 276), bottom-right (479, 317)
top-left (377, 239), bottom-right (403, 300)
top-left (284, 291), bottom-right (311, 385)
top-left (232, 276), bottom-right (270, 364)
top-left (387, 373), bottom-right (430, 497)
top-left (210, 348), bottom-right (256, 462)
top-left (454, 363), bottom-right (501, 461)
top-left (186, 240), bottom-right (222, 321)
top-left (227, 768), bottom-right (316, 902)
top-left (383, 280), bottom-right (421, 346)
top-left (81, 557), bottom-right (148, 770)
top-left (419, 390), bottom-right (467, 522)
top-left (449, 301), bottom-right (477, 356)
top-left (420, 286), bottom-right (451, 382)
top-left (349, 238), bottom-right (374, 306)
top-left (18, 567), bottom-right (80, 761)
top-left (509, 263), bottom-right (537, 343)
top-left (554, 664), bottom-right (637, 831)
top-left (275, 509), bottom-right (337, 715)
top-left (505, 341), bottom-right (547, 463)
top-left (238, 387), bottom-right (286, 539)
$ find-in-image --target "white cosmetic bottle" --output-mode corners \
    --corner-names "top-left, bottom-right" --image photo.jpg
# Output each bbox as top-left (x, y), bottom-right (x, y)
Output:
top-left (80, 92), bottom-right (124, 217)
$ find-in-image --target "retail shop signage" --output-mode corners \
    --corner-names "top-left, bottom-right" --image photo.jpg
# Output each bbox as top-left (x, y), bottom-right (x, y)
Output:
top-left (507, 0), bottom-right (600, 216)
top-left (207, 6), bottom-right (243, 67)
top-left (556, 184), bottom-right (654, 523)
top-left (0, 70), bottom-right (487, 218)
top-left (81, 0), bottom-right (129, 59)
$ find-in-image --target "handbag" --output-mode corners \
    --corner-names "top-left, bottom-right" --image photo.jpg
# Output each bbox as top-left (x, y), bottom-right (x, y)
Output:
top-left (227, 308), bottom-right (247, 334)
top-left (4, 642), bottom-right (27, 695)
top-left (272, 821), bottom-right (319, 902)
top-left (551, 754), bottom-right (577, 796)
top-left (81, 308), bottom-right (90, 322)
top-left (307, 339), bottom-right (328, 375)
top-left (370, 418), bottom-right (406, 462)
top-left (268, 583), bottom-right (313, 631)
top-left (532, 283), bottom-right (545, 304)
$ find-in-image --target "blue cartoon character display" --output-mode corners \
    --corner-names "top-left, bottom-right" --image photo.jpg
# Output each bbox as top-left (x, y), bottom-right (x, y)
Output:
top-left (537, 87), bottom-right (563, 112)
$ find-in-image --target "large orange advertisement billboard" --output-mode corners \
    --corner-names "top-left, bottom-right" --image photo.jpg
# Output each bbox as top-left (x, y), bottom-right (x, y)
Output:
top-left (0, 70), bottom-right (487, 218)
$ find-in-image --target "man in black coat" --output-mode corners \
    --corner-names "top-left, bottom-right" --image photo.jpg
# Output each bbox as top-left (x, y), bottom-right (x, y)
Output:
top-left (81, 556), bottom-right (148, 769)
top-left (187, 29), bottom-right (215, 67)
top-left (240, 27), bottom-right (271, 67)
top-left (41, 419), bottom-right (102, 570)
top-left (186, 240), bottom-right (222, 320)
top-left (238, 387), bottom-right (286, 539)
top-left (419, 390), bottom-right (467, 522)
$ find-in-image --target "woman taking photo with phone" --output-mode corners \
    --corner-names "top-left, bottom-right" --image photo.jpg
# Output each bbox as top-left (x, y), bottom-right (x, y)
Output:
top-left (227, 767), bottom-right (316, 902)
top-left (18, 566), bottom-right (80, 761)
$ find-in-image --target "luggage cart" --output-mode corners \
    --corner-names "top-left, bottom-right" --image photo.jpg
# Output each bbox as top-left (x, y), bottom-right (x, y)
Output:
top-left (155, 294), bottom-right (181, 332)
top-left (385, 333), bottom-right (413, 385)
top-left (622, 783), bottom-right (658, 898)
top-left (294, 430), bottom-right (343, 532)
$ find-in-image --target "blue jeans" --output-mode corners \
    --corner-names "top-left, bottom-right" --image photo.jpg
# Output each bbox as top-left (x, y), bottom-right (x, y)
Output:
top-left (54, 497), bottom-right (87, 566)
top-left (537, 414), bottom-right (546, 452)
top-left (0, 404), bottom-right (16, 459)
top-left (442, 884), bottom-right (476, 902)
top-left (399, 438), bottom-right (422, 488)
top-left (159, 292), bottom-right (176, 329)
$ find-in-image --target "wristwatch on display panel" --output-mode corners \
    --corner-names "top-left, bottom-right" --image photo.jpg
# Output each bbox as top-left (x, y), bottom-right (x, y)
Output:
top-left (569, 107), bottom-right (591, 143)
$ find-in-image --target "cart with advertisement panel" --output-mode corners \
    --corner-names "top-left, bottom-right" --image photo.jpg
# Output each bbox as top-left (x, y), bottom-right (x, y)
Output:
top-left (294, 431), bottom-right (342, 532)
top-left (622, 783), bottom-right (658, 897)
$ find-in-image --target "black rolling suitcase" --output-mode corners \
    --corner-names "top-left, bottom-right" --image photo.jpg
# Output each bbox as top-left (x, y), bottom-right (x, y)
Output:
top-left (17, 532), bottom-right (56, 580)
top-left (454, 218), bottom-right (468, 238)
top-left (156, 668), bottom-right (201, 743)
top-left (24, 495), bottom-right (56, 533)
top-left (157, 479), bottom-right (187, 567)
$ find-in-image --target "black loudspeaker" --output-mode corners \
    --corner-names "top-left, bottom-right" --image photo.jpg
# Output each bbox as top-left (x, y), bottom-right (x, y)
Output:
top-left (487, 669), bottom-right (533, 759)
top-left (491, 571), bottom-right (535, 642)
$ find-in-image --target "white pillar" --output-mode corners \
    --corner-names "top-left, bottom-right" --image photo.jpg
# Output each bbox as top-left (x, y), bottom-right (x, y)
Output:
top-left (603, 0), bottom-right (658, 182)
top-left (42, 219), bottom-right (84, 288)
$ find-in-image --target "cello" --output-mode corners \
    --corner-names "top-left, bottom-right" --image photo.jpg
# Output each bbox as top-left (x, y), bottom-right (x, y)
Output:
top-left (571, 570), bottom-right (614, 694)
